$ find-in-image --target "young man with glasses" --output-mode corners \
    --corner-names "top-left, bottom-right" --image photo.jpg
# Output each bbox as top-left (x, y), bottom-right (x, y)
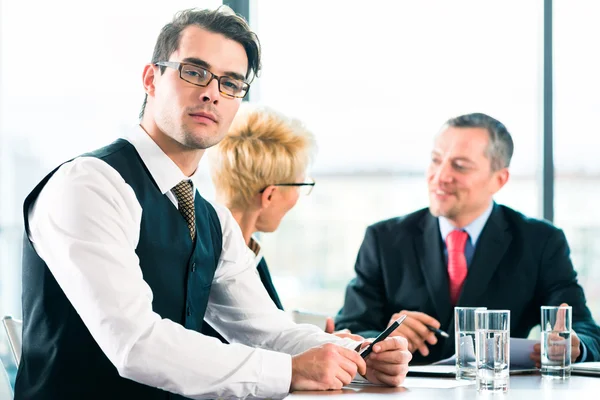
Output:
top-left (206, 105), bottom-right (361, 342)
top-left (16, 7), bottom-right (411, 400)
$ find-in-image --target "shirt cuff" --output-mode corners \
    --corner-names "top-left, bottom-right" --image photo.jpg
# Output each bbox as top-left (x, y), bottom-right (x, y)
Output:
top-left (256, 349), bottom-right (293, 399)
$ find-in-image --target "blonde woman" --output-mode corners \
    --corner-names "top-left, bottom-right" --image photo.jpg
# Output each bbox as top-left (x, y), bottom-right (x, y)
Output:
top-left (205, 105), bottom-right (360, 341)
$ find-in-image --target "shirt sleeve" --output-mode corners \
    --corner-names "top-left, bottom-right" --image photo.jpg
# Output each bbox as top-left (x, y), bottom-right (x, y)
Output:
top-left (27, 157), bottom-right (317, 399)
top-left (206, 202), bottom-right (360, 359)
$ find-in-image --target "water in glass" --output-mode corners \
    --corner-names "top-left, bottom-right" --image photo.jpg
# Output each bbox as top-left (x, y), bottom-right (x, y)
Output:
top-left (456, 331), bottom-right (477, 379)
top-left (541, 330), bottom-right (571, 379)
top-left (476, 329), bottom-right (509, 392)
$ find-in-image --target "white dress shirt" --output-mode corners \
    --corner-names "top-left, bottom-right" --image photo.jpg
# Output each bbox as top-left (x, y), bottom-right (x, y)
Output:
top-left (28, 125), bottom-right (357, 399)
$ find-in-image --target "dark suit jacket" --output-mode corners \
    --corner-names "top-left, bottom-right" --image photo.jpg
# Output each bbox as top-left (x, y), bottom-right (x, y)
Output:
top-left (335, 204), bottom-right (600, 364)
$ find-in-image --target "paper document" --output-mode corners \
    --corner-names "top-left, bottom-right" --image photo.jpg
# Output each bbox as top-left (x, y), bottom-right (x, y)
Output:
top-left (347, 377), bottom-right (474, 389)
top-left (409, 364), bottom-right (456, 377)
top-left (402, 377), bottom-right (475, 389)
top-left (572, 362), bottom-right (600, 376)
top-left (433, 337), bottom-right (537, 369)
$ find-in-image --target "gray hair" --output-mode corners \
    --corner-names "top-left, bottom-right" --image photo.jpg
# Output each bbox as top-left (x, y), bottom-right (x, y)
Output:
top-left (444, 112), bottom-right (514, 171)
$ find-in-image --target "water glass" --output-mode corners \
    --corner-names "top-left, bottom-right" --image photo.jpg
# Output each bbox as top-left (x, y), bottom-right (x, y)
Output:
top-left (541, 305), bottom-right (572, 379)
top-left (475, 309), bottom-right (510, 393)
top-left (454, 306), bottom-right (487, 380)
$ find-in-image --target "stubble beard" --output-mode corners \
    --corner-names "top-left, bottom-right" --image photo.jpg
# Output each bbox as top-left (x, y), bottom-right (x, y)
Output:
top-left (179, 122), bottom-right (223, 150)
top-left (429, 198), bottom-right (459, 220)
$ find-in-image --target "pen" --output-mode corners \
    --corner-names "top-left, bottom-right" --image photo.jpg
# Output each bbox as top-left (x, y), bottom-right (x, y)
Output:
top-left (425, 324), bottom-right (450, 338)
top-left (359, 315), bottom-right (407, 359)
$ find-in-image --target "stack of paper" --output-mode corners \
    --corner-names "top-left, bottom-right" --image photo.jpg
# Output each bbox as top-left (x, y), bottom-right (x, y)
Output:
top-left (409, 338), bottom-right (538, 376)
top-left (572, 362), bottom-right (600, 376)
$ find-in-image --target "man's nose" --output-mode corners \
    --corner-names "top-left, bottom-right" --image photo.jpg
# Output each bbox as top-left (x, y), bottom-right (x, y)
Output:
top-left (432, 160), bottom-right (453, 183)
top-left (199, 78), bottom-right (220, 104)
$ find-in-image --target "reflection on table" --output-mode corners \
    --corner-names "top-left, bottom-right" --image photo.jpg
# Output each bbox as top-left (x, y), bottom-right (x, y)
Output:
top-left (288, 374), bottom-right (600, 399)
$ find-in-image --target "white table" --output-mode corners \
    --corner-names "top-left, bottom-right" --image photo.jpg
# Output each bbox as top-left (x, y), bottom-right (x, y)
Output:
top-left (287, 374), bottom-right (600, 399)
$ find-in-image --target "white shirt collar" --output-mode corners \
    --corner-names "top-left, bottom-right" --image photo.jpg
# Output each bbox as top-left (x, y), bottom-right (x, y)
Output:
top-left (124, 125), bottom-right (201, 194)
top-left (438, 201), bottom-right (494, 247)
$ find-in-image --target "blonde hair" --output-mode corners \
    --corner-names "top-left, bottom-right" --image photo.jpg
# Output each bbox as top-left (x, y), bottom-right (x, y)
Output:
top-left (209, 105), bottom-right (317, 210)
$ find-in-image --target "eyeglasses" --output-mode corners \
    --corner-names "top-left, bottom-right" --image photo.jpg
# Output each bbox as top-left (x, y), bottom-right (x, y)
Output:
top-left (154, 61), bottom-right (250, 98)
top-left (260, 178), bottom-right (316, 196)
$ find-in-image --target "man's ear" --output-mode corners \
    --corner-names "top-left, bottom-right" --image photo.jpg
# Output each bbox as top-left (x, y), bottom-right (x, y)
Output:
top-left (260, 186), bottom-right (276, 209)
top-left (142, 64), bottom-right (157, 96)
top-left (493, 168), bottom-right (510, 193)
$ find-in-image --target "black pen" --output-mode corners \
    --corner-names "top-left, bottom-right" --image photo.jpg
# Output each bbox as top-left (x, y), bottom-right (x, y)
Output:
top-left (358, 315), bottom-right (407, 359)
top-left (425, 324), bottom-right (449, 338)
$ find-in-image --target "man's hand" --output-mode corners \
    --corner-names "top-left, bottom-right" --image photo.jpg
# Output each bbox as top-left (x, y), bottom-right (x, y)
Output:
top-left (363, 336), bottom-right (412, 386)
top-left (530, 303), bottom-right (581, 367)
top-left (325, 317), bottom-right (365, 341)
top-left (387, 311), bottom-right (441, 356)
top-left (290, 343), bottom-right (367, 391)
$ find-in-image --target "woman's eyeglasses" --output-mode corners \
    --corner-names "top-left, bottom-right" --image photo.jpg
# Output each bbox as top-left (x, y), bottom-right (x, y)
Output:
top-left (259, 178), bottom-right (316, 195)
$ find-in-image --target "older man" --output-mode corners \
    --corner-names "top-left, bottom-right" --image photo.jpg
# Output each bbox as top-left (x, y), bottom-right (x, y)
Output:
top-left (336, 112), bottom-right (600, 365)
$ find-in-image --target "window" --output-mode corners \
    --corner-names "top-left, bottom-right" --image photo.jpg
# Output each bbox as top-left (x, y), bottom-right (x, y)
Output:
top-left (0, 0), bottom-right (222, 381)
top-left (252, 0), bottom-right (541, 314)
top-left (554, 0), bottom-right (600, 320)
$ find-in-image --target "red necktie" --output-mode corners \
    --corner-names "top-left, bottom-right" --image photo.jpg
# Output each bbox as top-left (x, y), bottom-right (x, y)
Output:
top-left (446, 230), bottom-right (469, 305)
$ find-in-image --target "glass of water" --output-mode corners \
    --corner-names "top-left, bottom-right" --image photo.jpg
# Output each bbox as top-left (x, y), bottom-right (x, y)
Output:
top-left (454, 307), bottom-right (487, 380)
top-left (475, 309), bottom-right (510, 393)
top-left (541, 305), bottom-right (572, 379)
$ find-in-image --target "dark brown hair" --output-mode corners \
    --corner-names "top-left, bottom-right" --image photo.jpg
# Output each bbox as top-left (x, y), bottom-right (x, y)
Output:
top-left (139, 6), bottom-right (261, 119)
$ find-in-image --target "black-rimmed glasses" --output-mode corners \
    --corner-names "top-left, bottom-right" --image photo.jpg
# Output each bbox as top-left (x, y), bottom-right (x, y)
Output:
top-left (260, 178), bottom-right (316, 196)
top-left (155, 61), bottom-right (250, 98)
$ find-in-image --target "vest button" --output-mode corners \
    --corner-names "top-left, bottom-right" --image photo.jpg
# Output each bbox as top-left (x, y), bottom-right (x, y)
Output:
top-left (191, 262), bottom-right (196, 272)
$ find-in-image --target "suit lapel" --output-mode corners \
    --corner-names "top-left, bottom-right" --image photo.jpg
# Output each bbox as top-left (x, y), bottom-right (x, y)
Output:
top-left (415, 212), bottom-right (453, 326)
top-left (458, 204), bottom-right (511, 306)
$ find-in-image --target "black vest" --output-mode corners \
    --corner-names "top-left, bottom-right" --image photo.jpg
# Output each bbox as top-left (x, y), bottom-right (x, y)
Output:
top-left (15, 139), bottom-right (222, 400)
top-left (202, 257), bottom-right (284, 342)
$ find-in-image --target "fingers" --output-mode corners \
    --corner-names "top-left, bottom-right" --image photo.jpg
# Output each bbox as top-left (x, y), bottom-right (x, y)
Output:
top-left (530, 351), bottom-right (541, 368)
top-left (395, 323), bottom-right (432, 356)
top-left (363, 337), bottom-right (411, 388)
top-left (331, 377), bottom-right (346, 390)
top-left (334, 362), bottom-right (355, 388)
top-left (325, 317), bottom-right (335, 334)
top-left (555, 303), bottom-right (568, 331)
top-left (530, 343), bottom-right (542, 368)
top-left (290, 343), bottom-right (378, 392)
top-left (388, 312), bottom-right (402, 326)
top-left (337, 344), bottom-right (367, 376)
top-left (403, 310), bottom-right (441, 329)
top-left (532, 327), bottom-right (580, 366)
top-left (393, 325), bottom-right (425, 355)
top-left (402, 314), bottom-right (438, 346)
top-left (366, 360), bottom-right (407, 376)
top-left (369, 348), bottom-right (413, 366)
top-left (388, 310), bottom-right (441, 357)
top-left (368, 352), bottom-right (413, 373)
top-left (371, 368), bottom-right (408, 387)
top-left (572, 331), bottom-right (581, 362)
top-left (391, 310), bottom-right (441, 328)
top-left (366, 337), bottom-right (412, 381)
top-left (546, 332), bottom-right (569, 361)
top-left (371, 336), bottom-right (409, 353)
